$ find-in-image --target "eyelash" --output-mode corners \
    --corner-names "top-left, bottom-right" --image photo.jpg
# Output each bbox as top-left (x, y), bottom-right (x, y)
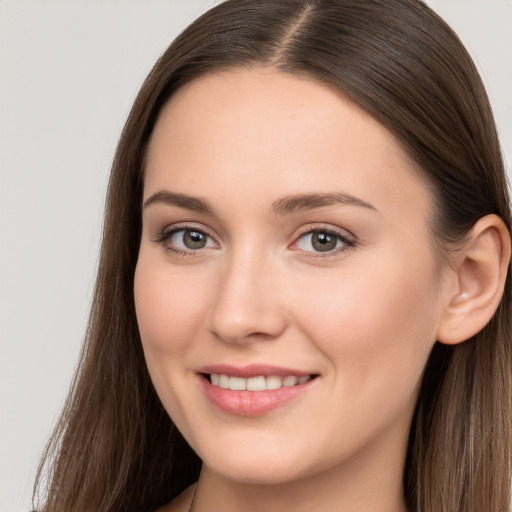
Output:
top-left (152, 223), bottom-right (217, 257)
top-left (152, 224), bottom-right (356, 258)
top-left (291, 226), bottom-right (356, 257)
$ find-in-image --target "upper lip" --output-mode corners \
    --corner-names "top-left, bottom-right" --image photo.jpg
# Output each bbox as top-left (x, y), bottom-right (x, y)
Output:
top-left (198, 364), bottom-right (316, 378)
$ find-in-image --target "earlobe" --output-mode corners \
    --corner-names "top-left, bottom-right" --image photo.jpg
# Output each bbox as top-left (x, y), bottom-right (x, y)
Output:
top-left (437, 214), bottom-right (511, 345)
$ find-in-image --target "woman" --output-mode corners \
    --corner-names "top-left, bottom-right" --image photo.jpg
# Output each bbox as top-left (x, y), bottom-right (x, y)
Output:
top-left (33, 0), bottom-right (512, 511)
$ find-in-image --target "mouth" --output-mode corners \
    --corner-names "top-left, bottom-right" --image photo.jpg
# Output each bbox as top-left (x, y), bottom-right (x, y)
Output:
top-left (198, 366), bottom-right (319, 416)
top-left (205, 373), bottom-right (314, 391)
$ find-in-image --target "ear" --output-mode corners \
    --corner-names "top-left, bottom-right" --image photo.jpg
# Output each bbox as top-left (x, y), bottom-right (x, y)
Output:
top-left (437, 214), bottom-right (511, 345)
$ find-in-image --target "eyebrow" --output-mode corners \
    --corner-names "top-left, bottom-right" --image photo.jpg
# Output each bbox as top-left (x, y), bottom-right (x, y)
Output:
top-left (142, 190), bottom-right (379, 216)
top-left (143, 191), bottom-right (214, 214)
top-left (271, 192), bottom-right (379, 215)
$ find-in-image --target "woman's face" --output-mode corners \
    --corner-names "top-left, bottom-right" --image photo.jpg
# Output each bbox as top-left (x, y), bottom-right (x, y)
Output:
top-left (135, 68), bottom-right (448, 485)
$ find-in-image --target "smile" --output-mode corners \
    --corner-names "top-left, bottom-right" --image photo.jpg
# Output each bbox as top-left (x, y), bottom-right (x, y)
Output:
top-left (199, 367), bottom-right (319, 416)
top-left (209, 373), bottom-right (312, 391)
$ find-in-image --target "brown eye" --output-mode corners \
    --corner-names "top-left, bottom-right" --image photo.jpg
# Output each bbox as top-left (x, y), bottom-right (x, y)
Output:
top-left (311, 232), bottom-right (337, 252)
top-left (294, 229), bottom-right (355, 254)
top-left (182, 230), bottom-right (208, 249)
top-left (158, 228), bottom-right (216, 253)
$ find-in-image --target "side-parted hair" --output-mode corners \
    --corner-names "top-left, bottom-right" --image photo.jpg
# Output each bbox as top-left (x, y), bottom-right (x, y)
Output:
top-left (34, 1), bottom-right (512, 511)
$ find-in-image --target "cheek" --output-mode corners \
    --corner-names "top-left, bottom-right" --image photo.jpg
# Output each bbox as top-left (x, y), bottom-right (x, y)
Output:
top-left (134, 259), bottom-right (209, 355)
top-left (288, 251), bottom-right (439, 395)
top-left (133, 258), bottom-right (213, 424)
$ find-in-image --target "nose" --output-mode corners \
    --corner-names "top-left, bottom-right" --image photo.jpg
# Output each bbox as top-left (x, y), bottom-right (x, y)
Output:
top-left (207, 248), bottom-right (287, 344)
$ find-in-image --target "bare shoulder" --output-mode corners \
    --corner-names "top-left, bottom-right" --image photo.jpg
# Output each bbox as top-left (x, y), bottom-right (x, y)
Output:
top-left (156, 484), bottom-right (196, 512)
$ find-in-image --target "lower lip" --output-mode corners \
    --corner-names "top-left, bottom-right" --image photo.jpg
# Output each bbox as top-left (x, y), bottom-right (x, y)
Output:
top-left (200, 376), bottom-right (316, 416)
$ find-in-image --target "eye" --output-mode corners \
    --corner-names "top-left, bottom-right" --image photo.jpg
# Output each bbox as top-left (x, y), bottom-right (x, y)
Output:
top-left (153, 226), bottom-right (217, 254)
top-left (171, 229), bottom-right (213, 250)
top-left (293, 229), bottom-right (355, 254)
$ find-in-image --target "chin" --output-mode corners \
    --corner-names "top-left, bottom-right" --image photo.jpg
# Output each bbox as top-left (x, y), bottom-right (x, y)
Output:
top-left (204, 457), bottom-right (308, 486)
top-left (191, 432), bottom-right (326, 486)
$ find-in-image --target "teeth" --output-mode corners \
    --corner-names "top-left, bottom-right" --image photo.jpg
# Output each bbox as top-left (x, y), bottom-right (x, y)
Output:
top-left (210, 373), bottom-right (311, 391)
top-left (266, 375), bottom-right (282, 390)
top-left (219, 374), bottom-right (230, 388)
top-left (229, 376), bottom-right (246, 390)
top-left (247, 376), bottom-right (266, 391)
top-left (282, 376), bottom-right (299, 387)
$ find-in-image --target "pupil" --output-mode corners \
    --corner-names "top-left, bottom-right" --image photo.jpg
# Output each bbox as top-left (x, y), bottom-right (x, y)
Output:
top-left (312, 232), bottom-right (336, 252)
top-left (184, 230), bottom-right (206, 249)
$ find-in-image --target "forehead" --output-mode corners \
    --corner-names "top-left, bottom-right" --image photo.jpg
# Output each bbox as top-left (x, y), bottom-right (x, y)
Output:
top-left (144, 67), bottom-right (430, 221)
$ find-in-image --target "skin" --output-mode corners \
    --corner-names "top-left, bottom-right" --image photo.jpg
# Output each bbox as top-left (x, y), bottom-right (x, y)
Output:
top-left (134, 67), bottom-right (457, 512)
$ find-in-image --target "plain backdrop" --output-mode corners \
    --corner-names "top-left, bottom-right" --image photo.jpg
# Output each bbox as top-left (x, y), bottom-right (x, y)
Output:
top-left (1, 1), bottom-right (511, 511)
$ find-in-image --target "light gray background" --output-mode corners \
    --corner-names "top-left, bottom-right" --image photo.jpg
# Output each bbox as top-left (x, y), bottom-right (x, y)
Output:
top-left (1, 1), bottom-right (511, 511)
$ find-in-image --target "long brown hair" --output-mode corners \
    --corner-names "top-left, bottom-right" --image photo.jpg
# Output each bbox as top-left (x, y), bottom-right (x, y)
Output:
top-left (33, 1), bottom-right (512, 511)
